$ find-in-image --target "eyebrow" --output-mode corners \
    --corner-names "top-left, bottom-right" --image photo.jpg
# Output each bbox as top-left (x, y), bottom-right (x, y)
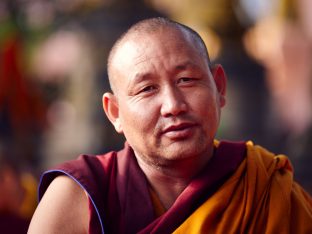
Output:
top-left (126, 73), bottom-right (152, 94)
top-left (130, 60), bottom-right (201, 86)
top-left (131, 72), bottom-right (152, 85)
top-left (175, 61), bottom-right (200, 71)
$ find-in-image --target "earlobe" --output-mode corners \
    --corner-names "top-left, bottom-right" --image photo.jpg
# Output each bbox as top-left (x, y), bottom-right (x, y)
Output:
top-left (211, 64), bottom-right (227, 107)
top-left (102, 93), bottom-right (123, 133)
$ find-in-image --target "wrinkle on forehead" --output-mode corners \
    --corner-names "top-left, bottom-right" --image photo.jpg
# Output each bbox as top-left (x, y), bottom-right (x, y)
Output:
top-left (109, 27), bottom-right (207, 94)
top-left (131, 35), bottom-right (197, 64)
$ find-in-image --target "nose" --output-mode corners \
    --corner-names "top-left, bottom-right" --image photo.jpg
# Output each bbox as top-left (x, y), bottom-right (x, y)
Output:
top-left (160, 87), bottom-right (188, 117)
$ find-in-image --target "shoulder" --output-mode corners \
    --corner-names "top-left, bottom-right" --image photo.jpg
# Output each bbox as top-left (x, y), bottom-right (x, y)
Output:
top-left (29, 143), bottom-right (132, 233)
top-left (28, 175), bottom-right (89, 233)
top-left (38, 152), bottom-right (118, 200)
top-left (245, 141), bottom-right (293, 171)
top-left (29, 152), bottom-right (117, 234)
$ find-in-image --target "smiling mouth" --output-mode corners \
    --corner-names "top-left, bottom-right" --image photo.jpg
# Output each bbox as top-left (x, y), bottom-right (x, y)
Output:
top-left (162, 123), bottom-right (197, 139)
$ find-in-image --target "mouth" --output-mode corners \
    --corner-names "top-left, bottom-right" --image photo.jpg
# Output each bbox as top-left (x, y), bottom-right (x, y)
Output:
top-left (162, 122), bottom-right (197, 139)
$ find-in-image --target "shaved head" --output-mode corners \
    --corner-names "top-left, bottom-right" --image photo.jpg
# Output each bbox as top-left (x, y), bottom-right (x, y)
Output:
top-left (107, 17), bottom-right (211, 94)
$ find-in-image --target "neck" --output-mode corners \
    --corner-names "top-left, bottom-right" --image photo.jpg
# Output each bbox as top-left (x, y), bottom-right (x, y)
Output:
top-left (135, 146), bottom-right (214, 210)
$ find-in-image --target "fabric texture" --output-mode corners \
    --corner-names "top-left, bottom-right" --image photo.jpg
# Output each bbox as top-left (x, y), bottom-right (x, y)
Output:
top-left (173, 141), bottom-right (312, 234)
top-left (38, 141), bottom-right (312, 233)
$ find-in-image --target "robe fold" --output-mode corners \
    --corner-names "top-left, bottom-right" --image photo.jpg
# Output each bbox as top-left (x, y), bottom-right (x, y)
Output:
top-left (38, 141), bottom-right (312, 234)
top-left (173, 141), bottom-right (312, 234)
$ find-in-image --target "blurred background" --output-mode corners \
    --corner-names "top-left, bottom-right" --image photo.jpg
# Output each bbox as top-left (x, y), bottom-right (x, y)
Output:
top-left (0, 0), bottom-right (311, 232)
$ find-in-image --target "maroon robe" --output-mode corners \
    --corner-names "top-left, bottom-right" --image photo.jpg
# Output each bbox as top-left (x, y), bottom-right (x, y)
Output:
top-left (39, 141), bottom-right (246, 233)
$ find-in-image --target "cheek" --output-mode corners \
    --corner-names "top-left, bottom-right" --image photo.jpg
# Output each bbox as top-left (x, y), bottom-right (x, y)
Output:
top-left (192, 92), bottom-right (221, 125)
top-left (192, 91), bottom-right (218, 112)
top-left (119, 101), bottom-right (158, 135)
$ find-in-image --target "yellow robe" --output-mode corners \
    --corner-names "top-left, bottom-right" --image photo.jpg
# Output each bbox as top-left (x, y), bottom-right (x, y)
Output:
top-left (174, 141), bottom-right (312, 234)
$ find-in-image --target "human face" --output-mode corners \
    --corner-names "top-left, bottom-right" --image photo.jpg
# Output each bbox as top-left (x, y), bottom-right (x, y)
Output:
top-left (106, 28), bottom-right (226, 166)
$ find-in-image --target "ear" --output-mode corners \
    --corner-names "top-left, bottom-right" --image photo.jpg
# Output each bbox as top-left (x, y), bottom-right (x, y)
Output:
top-left (211, 64), bottom-right (227, 107)
top-left (102, 92), bottom-right (123, 134)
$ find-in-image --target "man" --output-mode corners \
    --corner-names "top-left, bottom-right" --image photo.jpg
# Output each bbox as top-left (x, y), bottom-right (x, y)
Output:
top-left (28, 17), bottom-right (312, 234)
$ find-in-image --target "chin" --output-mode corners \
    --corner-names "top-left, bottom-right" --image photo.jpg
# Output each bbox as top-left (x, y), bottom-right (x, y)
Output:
top-left (162, 143), bottom-right (208, 161)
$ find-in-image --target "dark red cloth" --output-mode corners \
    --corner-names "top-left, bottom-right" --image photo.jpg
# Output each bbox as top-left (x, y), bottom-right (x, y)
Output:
top-left (39, 141), bottom-right (246, 234)
top-left (39, 143), bottom-right (155, 234)
top-left (0, 212), bottom-right (30, 234)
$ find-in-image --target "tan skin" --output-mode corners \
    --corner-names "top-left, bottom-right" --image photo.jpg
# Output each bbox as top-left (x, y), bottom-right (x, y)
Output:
top-left (28, 175), bottom-right (89, 234)
top-left (28, 27), bottom-right (226, 233)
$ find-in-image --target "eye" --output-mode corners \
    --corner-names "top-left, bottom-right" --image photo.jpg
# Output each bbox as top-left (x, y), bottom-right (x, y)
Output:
top-left (138, 85), bottom-right (156, 94)
top-left (177, 77), bottom-right (196, 85)
top-left (179, 77), bottom-right (192, 82)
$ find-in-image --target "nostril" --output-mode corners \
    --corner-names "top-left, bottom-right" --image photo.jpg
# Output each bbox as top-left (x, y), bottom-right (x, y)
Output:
top-left (160, 100), bottom-right (187, 117)
top-left (160, 87), bottom-right (188, 117)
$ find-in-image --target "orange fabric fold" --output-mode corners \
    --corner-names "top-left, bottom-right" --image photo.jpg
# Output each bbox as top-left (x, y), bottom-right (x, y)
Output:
top-left (173, 141), bottom-right (312, 234)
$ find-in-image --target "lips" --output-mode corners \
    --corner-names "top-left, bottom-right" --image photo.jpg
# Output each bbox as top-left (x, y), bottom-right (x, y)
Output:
top-left (162, 122), bottom-right (197, 139)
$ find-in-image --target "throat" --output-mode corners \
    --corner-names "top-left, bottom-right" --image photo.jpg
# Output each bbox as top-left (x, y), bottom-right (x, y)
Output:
top-left (134, 146), bottom-right (214, 210)
top-left (148, 176), bottom-right (189, 211)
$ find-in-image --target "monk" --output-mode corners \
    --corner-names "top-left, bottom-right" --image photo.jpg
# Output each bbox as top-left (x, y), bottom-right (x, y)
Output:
top-left (28, 17), bottom-right (312, 234)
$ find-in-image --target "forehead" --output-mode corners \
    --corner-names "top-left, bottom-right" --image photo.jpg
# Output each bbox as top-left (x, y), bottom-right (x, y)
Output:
top-left (112, 28), bottom-right (205, 72)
